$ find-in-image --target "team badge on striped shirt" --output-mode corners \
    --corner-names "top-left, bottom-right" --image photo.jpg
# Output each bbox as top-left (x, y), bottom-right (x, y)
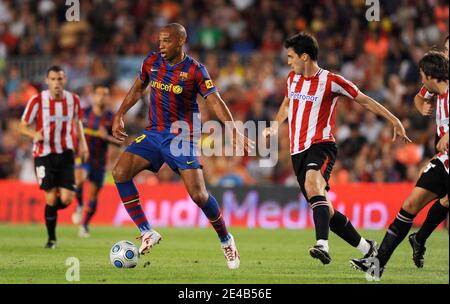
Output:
top-left (179, 71), bottom-right (189, 80)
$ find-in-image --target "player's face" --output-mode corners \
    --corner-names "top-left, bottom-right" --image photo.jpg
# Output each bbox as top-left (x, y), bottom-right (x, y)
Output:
top-left (287, 48), bottom-right (304, 74)
top-left (420, 69), bottom-right (440, 93)
top-left (93, 87), bottom-right (110, 109)
top-left (159, 30), bottom-right (182, 61)
top-left (46, 71), bottom-right (66, 96)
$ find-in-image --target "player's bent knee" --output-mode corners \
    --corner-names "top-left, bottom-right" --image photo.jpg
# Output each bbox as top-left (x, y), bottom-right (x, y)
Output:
top-left (304, 170), bottom-right (325, 198)
top-left (46, 199), bottom-right (57, 206)
top-left (304, 179), bottom-right (324, 199)
top-left (88, 187), bottom-right (100, 201)
top-left (44, 193), bottom-right (58, 206)
top-left (402, 199), bottom-right (420, 215)
top-left (112, 165), bottom-right (130, 182)
top-left (61, 194), bottom-right (74, 206)
top-left (190, 191), bottom-right (209, 206)
top-left (62, 198), bottom-right (73, 205)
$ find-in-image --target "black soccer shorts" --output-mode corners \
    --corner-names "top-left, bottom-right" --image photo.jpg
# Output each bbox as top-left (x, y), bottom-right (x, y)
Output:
top-left (34, 150), bottom-right (76, 191)
top-left (416, 158), bottom-right (449, 198)
top-left (291, 142), bottom-right (337, 199)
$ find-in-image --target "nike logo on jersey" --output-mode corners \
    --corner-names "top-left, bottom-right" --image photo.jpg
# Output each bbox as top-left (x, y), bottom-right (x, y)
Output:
top-left (307, 163), bottom-right (318, 167)
top-left (186, 161), bottom-right (195, 165)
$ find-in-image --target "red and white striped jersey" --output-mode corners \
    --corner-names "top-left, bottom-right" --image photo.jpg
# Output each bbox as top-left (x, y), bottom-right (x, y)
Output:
top-left (21, 90), bottom-right (82, 158)
top-left (285, 69), bottom-right (359, 154)
top-left (418, 86), bottom-right (449, 138)
top-left (436, 151), bottom-right (449, 174)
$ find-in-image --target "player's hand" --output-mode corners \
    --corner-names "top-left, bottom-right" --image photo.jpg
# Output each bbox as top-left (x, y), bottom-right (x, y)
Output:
top-left (392, 119), bottom-right (412, 143)
top-left (420, 101), bottom-right (433, 116)
top-left (436, 132), bottom-right (449, 153)
top-left (233, 129), bottom-right (255, 153)
top-left (263, 126), bottom-right (278, 138)
top-left (33, 129), bottom-right (44, 142)
top-left (112, 116), bottom-right (128, 142)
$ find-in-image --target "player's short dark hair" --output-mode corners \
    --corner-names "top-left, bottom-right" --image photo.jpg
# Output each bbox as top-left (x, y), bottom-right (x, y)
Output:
top-left (161, 23), bottom-right (187, 40)
top-left (419, 51), bottom-right (449, 82)
top-left (284, 32), bottom-right (319, 61)
top-left (46, 65), bottom-right (64, 76)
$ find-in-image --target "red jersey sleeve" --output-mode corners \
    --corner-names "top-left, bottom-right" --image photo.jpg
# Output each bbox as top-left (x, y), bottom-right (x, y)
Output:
top-left (21, 94), bottom-right (40, 125)
top-left (418, 85), bottom-right (435, 99)
top-left (330, 73), bottom-right (359, 99)
top-left (73, 94), bottom-right (82, 121)
top-left (285, 71), bottom-right (295, 98)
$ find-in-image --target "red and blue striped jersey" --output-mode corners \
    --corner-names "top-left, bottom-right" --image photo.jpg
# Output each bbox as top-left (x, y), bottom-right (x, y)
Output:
top-left (139, 52), bottom-right (218, 134)
top-left (82, 106), bottom-right (114, 169)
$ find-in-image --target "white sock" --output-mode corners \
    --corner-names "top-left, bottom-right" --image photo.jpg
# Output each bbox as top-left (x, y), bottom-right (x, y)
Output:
top-left (316, 239), bottom-right (329, 252)
top-left (357, 238), bottom-right (370, 255)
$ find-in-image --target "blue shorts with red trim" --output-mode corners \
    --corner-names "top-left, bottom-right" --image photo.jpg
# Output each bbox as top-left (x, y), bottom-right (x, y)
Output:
top-left (125, 130), bottom-right (202, 173)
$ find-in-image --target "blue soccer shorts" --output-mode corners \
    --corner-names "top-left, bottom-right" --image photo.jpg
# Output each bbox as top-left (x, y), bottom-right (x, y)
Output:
top-left (125, 130), bottom-right (202, 173)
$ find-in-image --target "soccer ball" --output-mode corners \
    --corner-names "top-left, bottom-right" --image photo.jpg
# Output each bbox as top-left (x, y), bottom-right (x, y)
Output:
top-left (110, 240), bottom-right (139, 268)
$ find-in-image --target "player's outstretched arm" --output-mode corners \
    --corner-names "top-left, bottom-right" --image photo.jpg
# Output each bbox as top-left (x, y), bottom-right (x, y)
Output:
top-left (354, 92), bottom-right (411, 143)
top-left (263, 96), bottom-right (289, 138)
top-left (112, 77), bottom-right (147, 142)
top-left (205, 92), bottom-right (255, 153)
top-left (414, 93), bottom-right (433, 116)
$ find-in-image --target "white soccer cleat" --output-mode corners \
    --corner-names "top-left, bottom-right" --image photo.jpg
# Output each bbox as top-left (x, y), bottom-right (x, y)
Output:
top-left (221, 234), bottom-right (240, 269)
top-left (78, 226), bottom-right (90, 238)
top-left (137, 230), bottom-right (162, 255)
top-left (72, 206), bottom-right (83, 225)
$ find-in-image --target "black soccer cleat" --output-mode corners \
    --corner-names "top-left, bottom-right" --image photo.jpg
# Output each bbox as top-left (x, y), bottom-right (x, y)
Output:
top-left (350, 257), bottom-right (371, 272)
top-left (309, 244), bottom-right (331, 265)
top-left (408, 233), bottom-right (426, 268)
top-left (364, 240), bottom-right (378, 258)
top-left (350, 257), bottom-right (384, 279)
top-left (45, 240), bottom-right (57, 249)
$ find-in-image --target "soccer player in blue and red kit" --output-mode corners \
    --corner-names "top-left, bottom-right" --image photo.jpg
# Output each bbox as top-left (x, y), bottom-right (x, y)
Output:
top-left (72, 85), bottom-right (121, 237)
top-left (111, 23), bottom-right (253, 269)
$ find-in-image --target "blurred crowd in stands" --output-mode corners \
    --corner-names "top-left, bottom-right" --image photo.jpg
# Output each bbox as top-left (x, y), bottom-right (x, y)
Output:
top-left (0, 0), bottom-right (448, 187)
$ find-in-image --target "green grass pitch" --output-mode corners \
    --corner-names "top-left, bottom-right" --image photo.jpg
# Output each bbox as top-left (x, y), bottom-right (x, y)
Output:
top-left (0, 225), bottom-right (447, 284)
